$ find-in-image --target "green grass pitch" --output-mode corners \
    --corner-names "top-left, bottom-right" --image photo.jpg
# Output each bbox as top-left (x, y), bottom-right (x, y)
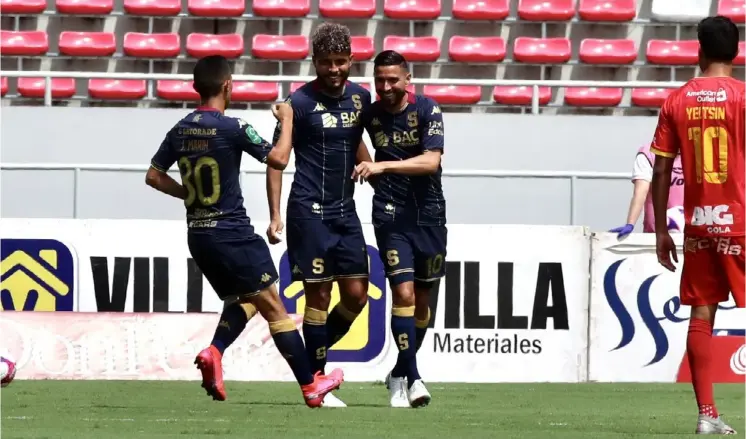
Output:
top-left (1, 381), bottom-right (744, 438)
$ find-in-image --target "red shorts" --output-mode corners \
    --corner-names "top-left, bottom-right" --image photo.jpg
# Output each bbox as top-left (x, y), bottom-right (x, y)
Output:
top-left (680, 235), bottom-right (746, 307)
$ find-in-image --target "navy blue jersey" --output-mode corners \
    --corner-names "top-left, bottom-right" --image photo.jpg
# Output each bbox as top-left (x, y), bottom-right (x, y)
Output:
top-left (273, 80), bottom-right (371, 220)
top-left (363, 94), bottom-right (446, 227)
top-left (151, 107), bottom-right (272, 231)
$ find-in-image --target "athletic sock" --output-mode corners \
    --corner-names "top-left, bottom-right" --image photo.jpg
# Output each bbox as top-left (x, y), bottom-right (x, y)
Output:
top-left (302, 307), bottom-right (328, 374)
top-left (391, 305), bottom-right (421, 387)
top-left (210, 302), bottom-right (256, 354)
top-left (269, 319), bottom-right (314, 386)
top-left (688, 318), bottom-right (719, 418)
top-left (415, 307), bottom-right (431, 352)
top-left (326, 302), bottom-right (361, 348)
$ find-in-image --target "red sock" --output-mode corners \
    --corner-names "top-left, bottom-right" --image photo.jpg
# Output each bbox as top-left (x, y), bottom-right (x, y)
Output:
top-left (687, 317), bottom-right (718, 418)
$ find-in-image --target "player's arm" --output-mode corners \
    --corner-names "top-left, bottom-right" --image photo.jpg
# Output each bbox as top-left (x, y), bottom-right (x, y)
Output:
top-left (356, 140), bottom-right (372, 164)
top-left (145, 130), bottom-right (188, 200)
top-left (234, 106), bottom-right (293, 171)
top-left (627, 154), bottom-right (653, 222)
top-left (266, 102), bottom-right (295, 222)
top-left (651, 98), bottom-right (679, 235)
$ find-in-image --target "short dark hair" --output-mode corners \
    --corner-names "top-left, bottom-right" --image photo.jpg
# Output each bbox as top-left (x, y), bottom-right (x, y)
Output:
top-left (193, 55), bottom-right (232, 100)
top-left (312, 22), bottom-right (351, 56)
top-left (374, 50), bottom-right (409, 70)
top-left (698, 16), bottom-right (740, 63)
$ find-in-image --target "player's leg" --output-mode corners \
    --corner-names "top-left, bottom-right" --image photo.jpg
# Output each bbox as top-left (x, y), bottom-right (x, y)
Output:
top-left (680, 236), bottom-right (736, 435)
top-left (413, 280), bottom-right (436, 351)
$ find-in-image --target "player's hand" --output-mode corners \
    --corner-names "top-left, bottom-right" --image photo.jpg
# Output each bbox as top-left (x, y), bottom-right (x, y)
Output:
top-left (655, 232), bottom-right (678, 272)
top-left (352, 161), bottom-right (385, 183)
top-left (609, 224), bottom-right (634, 239)
top-left (272, 103), bottom-right (293, 122)
top-left (267, 218), bottom-right (284, 245)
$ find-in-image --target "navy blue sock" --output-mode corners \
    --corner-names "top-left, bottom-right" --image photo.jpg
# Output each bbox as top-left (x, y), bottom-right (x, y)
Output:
top-left (391, 306), bottom-right (420, 386)
top-left (211, 303), bottom-right (255, 354)
top-left (326, 303), bottom-right (359, 349)
top-left (270, 320), bottom-right (314, 386)
top-left (302, 307), bottom-right (328, 374)
top-left (415, 307), bottom-right (431, 352)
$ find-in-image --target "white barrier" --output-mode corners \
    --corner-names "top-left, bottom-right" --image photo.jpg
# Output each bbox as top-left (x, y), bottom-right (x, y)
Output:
top-left (1, 219), bottom-right (743, 383)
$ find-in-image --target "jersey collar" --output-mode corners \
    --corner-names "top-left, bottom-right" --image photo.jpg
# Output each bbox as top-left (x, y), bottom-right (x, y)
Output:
top-left (196, 106), bottom-right (221, 112)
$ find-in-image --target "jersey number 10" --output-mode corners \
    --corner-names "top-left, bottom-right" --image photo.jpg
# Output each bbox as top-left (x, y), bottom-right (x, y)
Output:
top-left (688, 126), bottom-right (728, 185)
top-left (178, 156), bottom-right (221, 207)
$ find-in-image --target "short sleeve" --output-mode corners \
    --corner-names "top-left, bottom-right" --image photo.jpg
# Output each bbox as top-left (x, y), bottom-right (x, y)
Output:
top-left (420, 99), bottom-right (444, 152)
top-left (150, 129), bottom-right (176, 172)
top-left (233, 118), bottom-right (271, 164)
top-left (650, 96), bottom-right (679, 158)
top-left (632, 152), bottom-right (653, 182)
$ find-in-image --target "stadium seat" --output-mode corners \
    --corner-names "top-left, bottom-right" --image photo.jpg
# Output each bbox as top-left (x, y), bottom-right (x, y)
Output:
top-left (1, 77), bottom-right (8, 97)
top-left (513, 37), bottom-right (572, 63)
top-left (252, 0), bottom-right (310, 17)
top-left (384, 0), bottom-right (440, 19)
top-left (423, 85), bottom-right (481, 105)
top-left (564, 87), bottom-right (623, 106)
top-left (449, 36), bottom-right (506, 63)
top-left (651, 0), bottom-right (709, 22)
top-left (518, 0), bottom-right (575, 21)
top-left (188, 0), bottom-right (244, 16)
top-left (492, 86), bottom-right (551, 105)
top-left (123, 0), bottom-right (181, 15)
top-left (578, 0), bottom-right (636, 21)
top-left (579, 39), bottom-right (637, 64)
top-left (187, 34), bottom-right (244, 59)
top-left (59, 32), bottom-right (116, 56)
top-left (318, 0), bottom-right (376, 18)
top-left (232, 82), bottom-right (279, 102)
top-left (452, 0), bottom-right (509, 20)
top-left (251, 35), bottom-right (309, 60)
top-left (17, 77), bottom-right (76, 98)
top-left (88, 79), bottom-right (147, 100)
top-left (123, 33), bottom-right (180, 58)
top-left (56, 0), bottom-right (114, 14)
top-left (630, 88), bottom-right (672, 107)
top-left (383, 36), bottom-right (440, 62)
top-left (157, 80), bottom-right (199, 100)
top-left (646, 40), bottom-right (698, 65)
top-left (0, 0), bottom-right (46, 14)
top-left (737, 41), bottom-right (745, 65)
top-left (718, 0), bottom-right (745, 24)
top-left (351, 36), bottom-right (375, 61)
top-left (0, 30), bottom-right (48, 56)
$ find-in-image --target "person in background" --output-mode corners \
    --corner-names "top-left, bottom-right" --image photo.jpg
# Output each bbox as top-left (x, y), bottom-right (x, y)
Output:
top-left (610, 144), bottom-right (684, 238)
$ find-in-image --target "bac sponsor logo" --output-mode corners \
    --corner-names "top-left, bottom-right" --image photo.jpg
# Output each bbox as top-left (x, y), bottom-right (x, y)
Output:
top-left (0, 239), bottom-right (76, 311)
top-left (279, 245), bottom-right (387, 363)
top-left (604, 258), bottom-right (736, 367)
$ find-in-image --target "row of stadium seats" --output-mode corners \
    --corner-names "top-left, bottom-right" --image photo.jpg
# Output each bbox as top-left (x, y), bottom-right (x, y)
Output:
top-left (4, 31), bottom-right (744, 65)
top-left (0, 77), bottom-right (675, 107)
top-left (2, 0), bottom-right (744, 22)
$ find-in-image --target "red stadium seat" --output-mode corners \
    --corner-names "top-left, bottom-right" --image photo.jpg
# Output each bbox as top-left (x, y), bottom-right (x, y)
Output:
top-left (718, 0), bottom-right (745, 24)
top-left (564, 87), bottom-right (622, 106)
top-left (579, 39), bottom-right (637, 64)
top-left (0, 0), bottom-right (46, 14)
top-left (0, 30), bottom-right (48, 56)
top-left (88, 79), bottom-right (147, 100)
top-left (423, 85), bottom-right (481, 105)
top-left (318, 0), bottom-right (375, 18)
top-left (452, 0), bottom-right (509, 20)
top-left (578, 0), bottom-right (636, 21)
top-left (157, 80), bottom-right (199, 100)
top-left (518, 0), bottom-right (574, 21)
top-left (59, 32), bottom-right (116, 56)
top-left (449, 36), bottom-right (506, 63)
top-left (188, 0), bottom-right (244, 16)
top-left (513, 37), bottom-right (571, 63)
top-left (383, 36), bottom-right (440, 62)
top-left (384, 0), bottom-right (440, 19)
top-left (17, 77), bottom-right (75, 98)
top-left (252, 0), bottom-right (309, 17)
top-left (56, 0), bottom-right (113, 14)
top-left (493, 86), bottom-right (551, 105)
top-left (736, 41), bottom-right (745, 65)
top-left (123, 0), bottom-right (180, 15)
top-left (631, 88), bottom-right (673, 108)
top-left (232, 82), bottom-right (279, 102)
top-left (646, 40), bottom-right (698, 65)
top-left (123, 32), bottom-right (180, 58)
top-left (187, 34), bottom-right (244, 59)
top-left (376, 84), bottom-right (414, 101)
top-left (1, 77), bottom-right (8, 97)
top-left (252, 35), bottom-right (308, 60)
top-left (351, 36), bottom-right (375, 61)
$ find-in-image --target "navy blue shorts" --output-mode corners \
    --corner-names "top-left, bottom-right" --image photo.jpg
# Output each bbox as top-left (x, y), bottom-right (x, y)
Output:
top-left (374, 223), bottom-right (447, 286)
top-left (187, 227), bottom-right (278, 300)
top-left (286, 215), bottom-right (369, 282)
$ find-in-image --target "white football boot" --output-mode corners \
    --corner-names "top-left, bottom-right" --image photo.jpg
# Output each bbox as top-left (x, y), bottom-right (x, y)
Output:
top-left (407, 379), bottom-right (431, 408)
top-left (320, 392), bottom-right (347, 408)
top-left (388, 375), bottom-right (410, 408)
top-left (696, 415), bottom-right (736, 435)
